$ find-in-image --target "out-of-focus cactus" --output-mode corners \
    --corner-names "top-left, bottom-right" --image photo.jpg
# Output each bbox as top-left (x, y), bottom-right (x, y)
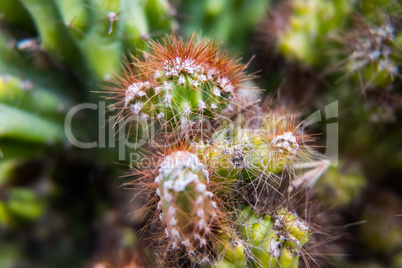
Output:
top-left (340, 10), bottom-right (401, 89)
top-left (314, 162), bottom-right (366, 207)
top-left (254, 1), bottom-right (402, 267)
top-left (18, 0), bottom-right (91, 80)
top-left (272, 0), bottom-right (352, 66)
top-left (178, 0), bottom-right (268, 52)
top-left (2, 0), bottom-right (176, 86)
top-left (259, 0), bottom-right (401, 89)
top-left (0, 74), bottom-right (66, 118)
top-left (0, 1), bottom-right (177, 267)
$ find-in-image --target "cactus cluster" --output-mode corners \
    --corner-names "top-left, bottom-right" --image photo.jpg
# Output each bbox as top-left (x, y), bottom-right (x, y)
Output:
top-left (1, 0), bottom-right (401, 267)
top-left (113, 35), bottom-right (321, 267)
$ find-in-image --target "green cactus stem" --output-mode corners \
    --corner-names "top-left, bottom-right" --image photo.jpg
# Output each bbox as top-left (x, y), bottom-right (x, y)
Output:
top-left (240, 207), bottom-right (309, 268)
top-left (109, 35), bottom-right (250, 136)
top-left (154, 150), bottom-right (218, 262)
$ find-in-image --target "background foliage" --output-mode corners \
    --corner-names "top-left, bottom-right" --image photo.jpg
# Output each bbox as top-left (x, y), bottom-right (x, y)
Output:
top-left (0, 0), bottom-right (401, 267)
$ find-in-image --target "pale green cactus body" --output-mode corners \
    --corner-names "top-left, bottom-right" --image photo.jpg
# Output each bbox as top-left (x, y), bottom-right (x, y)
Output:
top-left (277, 0), bottom-right (352, 65)
top-left (215, 238), bottom-right (247, 268)
top-left (240, 207), bottom-right (309, 268)
top-left (278, 247), bottom-right (299, 268)
top-left (155, 150), bottom-right (217, 256)
top-left (214, 228), bottom-right (247, 268)
top-left (200, 114), bottom-right (301, 191)
top-left (119, 36), bottom-right (245, 134)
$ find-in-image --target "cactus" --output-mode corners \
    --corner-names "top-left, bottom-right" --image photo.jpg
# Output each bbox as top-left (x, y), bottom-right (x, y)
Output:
top-left (154, 150), bottom-right (218, 262)
top-left (340, 11), bottom-right (401, 90)
top-left (0, 1), bottom-right (176, 267)
top-left (240, 207), bottom-right (309, 268)
top-left (2, 0), bottom-right (401, 267)
top-left (214, 233), bottom-right (247, 268)
top-left (108, 34), bottom-right (251, 137)
top-left (116, 34), bottom-right (321, 267)
top-left (192, 107), bottom-right (314, 212)
top-left (255, 0), bottom-right (402, 266)
top-left (2, 0), bottom-right (176, 87)
top-left (264, 0), bottom-right (352, 66)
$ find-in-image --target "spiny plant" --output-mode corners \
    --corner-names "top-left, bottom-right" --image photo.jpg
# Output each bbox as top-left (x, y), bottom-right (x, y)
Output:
top-left (0, 0), bottom-right (177, 266)
top-left (240, 206), bottom-right (309, 268)
top-left (193, 105), bottom-right (315, 212)
top-left (254, 1), bottom-right (402, 266)
top-left (257, 0), bottom-right (401, 95)
top-left (107, 34), bottom-right (326, 267)
top-left (256, 0), bottom-right (402, 166)
top-left (339, 12), bottom-right (401, 90)
top-left (107, 34), bottom-right (252, 140)
top-left (128, 145), bottom-right (225, 265)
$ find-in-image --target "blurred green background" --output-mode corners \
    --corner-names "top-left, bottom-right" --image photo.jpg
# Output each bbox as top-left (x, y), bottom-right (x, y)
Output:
top-left (0, 0), bottom-right (401, 267)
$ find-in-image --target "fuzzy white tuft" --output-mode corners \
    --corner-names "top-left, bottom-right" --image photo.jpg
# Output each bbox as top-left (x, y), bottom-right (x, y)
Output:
top-left (271, 132), bottom-right (299, 156)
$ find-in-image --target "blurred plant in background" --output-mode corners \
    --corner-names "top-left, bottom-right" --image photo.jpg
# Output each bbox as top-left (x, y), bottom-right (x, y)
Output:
top-left (0, 0), bottom-right (175, 267)
top-left (0, 0), bottom-right (401, 267)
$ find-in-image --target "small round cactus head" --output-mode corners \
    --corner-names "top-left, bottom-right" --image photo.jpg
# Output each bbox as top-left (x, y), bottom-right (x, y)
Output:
top-left (253, 111), bottom-right (311, 174)
top-left (107, 34), bottom-right (252, 141)
top-left (196, 106), bottom-right (313, 209)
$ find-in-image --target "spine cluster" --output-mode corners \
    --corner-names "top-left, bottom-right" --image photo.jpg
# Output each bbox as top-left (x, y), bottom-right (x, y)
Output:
top-left (109, 35), bottom-right (247, 135)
